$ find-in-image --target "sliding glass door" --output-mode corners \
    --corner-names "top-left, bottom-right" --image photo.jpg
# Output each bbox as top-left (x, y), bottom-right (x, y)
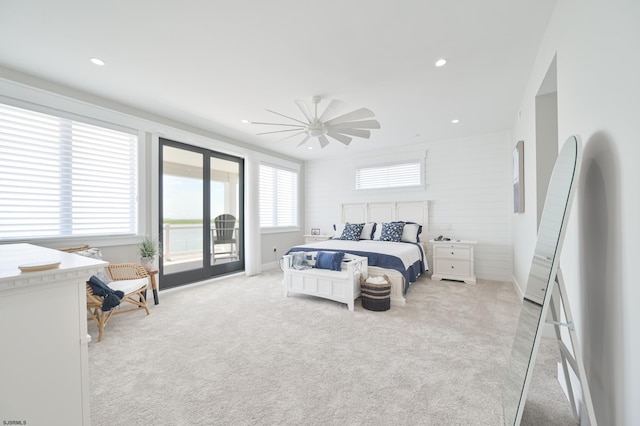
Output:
top-left (159, 138), bottom-right (244, 288)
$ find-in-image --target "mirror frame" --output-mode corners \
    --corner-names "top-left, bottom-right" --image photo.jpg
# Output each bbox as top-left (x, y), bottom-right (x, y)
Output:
top-left (503, 135), bottom-right (582, 425)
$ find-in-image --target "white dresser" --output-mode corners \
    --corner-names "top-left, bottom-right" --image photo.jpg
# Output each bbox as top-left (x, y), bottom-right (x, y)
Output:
top-left (0, 243), bottom-right (107, 425)
top-left (430, 240), bottom-right (477, 284)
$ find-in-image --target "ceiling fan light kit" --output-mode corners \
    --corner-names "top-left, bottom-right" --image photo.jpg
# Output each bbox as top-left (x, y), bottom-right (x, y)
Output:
top-left (252, 96), bottom-right (381, 148)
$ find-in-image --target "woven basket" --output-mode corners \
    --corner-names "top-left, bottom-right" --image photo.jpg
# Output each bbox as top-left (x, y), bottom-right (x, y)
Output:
top-left (360, 275), bottom-right (391, 311)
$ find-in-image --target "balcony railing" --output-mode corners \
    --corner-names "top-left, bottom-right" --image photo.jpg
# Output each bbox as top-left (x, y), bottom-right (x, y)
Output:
top-left (162, 223), bottom-right (238, 262)
top-left (163, 223), bottom-right (202, 261)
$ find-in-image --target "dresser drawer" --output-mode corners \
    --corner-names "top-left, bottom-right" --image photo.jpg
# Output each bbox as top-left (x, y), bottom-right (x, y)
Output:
top-left (435, 259), bottom-right (472, 278)
top-left (434, 246), bottom-right (471, 260)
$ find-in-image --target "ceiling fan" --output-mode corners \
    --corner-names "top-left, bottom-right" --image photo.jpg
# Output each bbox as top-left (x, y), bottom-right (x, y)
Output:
top-left (252, 96), bottom-right (381, 148)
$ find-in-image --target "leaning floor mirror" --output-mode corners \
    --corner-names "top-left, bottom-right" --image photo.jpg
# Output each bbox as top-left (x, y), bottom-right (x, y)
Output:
top-left (502, 135), bottom-right (592, 425)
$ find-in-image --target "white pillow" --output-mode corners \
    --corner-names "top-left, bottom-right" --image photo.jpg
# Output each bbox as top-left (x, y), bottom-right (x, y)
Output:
top-left (401, 223), bottom-right (422, 243)
top-left (372, 223), bottom-right (382, 240)
top-left (360, 222), bottom-right (375, 240)
top-left (332, 223), bottom-right (345, 239)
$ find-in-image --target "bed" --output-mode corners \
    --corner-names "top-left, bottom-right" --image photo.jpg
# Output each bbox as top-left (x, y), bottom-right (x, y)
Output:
top-left (287, 201), bottom-right (429, 306)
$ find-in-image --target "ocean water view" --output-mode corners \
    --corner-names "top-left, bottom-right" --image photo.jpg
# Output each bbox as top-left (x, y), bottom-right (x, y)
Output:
top-left (163, 224), bottom-right (204, 259)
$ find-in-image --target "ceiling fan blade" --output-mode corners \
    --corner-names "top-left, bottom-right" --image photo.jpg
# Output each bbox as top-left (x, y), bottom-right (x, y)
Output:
top-left (265, 109), bottom-right (307, 125)
top-left (329, 119), bottom-right (381, 130)
top-left (276, 131), bottom-right (306, 142)
top-left (294, 100), bottom-right (314, 122)
top-left (323, 108), bottom-right (375, 126)
top-left (256, 128), bottom-right (306, 136)
top-left (334, 128), bottom-right (371, 138)
top-left (318, 135), bottom-right (330, 148)
top-left (319, 99), bottom-right (347, 122)
top-left (297, 135), bottom-right (311, 147)
top-left (252, 121), bottom-right (306, 128)
top-left (327, 131), bottom-right (352, 146)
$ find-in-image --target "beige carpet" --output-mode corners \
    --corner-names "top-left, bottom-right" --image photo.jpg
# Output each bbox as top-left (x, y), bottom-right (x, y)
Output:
top-left (88, 269), bottom-right (576, 425)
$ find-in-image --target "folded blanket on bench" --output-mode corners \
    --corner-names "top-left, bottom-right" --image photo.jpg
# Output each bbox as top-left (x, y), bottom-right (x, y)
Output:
top-left (87, 275), bottom-right (125, 311)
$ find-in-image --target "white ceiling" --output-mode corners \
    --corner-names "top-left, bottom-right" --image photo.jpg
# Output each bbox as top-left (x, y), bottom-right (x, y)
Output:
top-left (0, 0), bottom-right (556, 161)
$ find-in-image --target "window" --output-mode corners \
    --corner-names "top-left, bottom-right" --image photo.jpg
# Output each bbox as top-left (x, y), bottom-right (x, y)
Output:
top-left (355, 161), bottom-right (422, 189)
top-left (0, 102), bottom-right (138, 240)
top-left (259, 163), bottom-right (297, 227)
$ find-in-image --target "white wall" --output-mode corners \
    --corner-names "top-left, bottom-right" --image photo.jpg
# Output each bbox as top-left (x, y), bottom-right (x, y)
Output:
top-left (511, 0), bottom-right (640, 423)
top-left (305, 131), bottom-right (513, 282)
top-left (535, 91), bottom-right (559, 228)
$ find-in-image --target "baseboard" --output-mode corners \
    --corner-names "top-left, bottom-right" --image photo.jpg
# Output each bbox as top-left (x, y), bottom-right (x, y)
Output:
top-left (511, 274), bottom-right (525, 300)
top-left (262, 261), bottom-right (280, 271)
top-left (161, 271), bottom-right (245, 294)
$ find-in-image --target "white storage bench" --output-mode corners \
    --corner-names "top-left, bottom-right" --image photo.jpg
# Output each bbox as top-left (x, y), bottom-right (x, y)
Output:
top-left (282, 253), bottom-right (368, 311)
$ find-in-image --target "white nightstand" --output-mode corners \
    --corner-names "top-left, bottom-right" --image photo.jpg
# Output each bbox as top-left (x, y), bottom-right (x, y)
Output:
top-left (303, 234), bottom-right (332, 244)
top-left (430, 239), bottom-right (477, 284)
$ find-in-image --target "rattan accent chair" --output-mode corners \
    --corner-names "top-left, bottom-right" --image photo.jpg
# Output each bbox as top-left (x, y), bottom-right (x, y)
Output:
top-left (60, 246), bottom-right (151, 342)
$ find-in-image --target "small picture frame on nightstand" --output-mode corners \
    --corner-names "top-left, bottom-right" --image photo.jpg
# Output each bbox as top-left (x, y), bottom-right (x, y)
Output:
top-left (310, 228), bottom-right (320, 235)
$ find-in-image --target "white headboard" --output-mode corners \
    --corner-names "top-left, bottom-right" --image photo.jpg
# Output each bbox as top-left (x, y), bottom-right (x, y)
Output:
top-left (340, 201), bottom-right (429, 237)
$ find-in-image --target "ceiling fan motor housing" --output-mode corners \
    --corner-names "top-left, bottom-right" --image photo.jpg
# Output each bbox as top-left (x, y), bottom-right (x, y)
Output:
top-left (307, 122), bottom-right (325, 137)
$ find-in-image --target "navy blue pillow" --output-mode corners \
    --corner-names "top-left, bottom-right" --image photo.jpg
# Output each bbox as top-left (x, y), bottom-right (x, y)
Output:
top-left (379, 222), bottom-right (405, 242)
top-left (340, 222), bottom-right (364, 241)
top-left (315, 251), bottom-right (345, 271)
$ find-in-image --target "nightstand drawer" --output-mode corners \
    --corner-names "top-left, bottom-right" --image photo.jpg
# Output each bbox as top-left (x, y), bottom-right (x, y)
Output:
top-left (304, 235), bottom-right (331, 244)
top-left (434, 246), bottom-right (471, 260)
top-left (435, 259), bottom-right (472, 277)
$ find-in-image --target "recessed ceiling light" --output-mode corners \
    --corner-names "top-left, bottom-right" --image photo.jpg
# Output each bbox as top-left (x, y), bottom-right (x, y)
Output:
top-left (241, 119), bottom-right (249, 124)
top-left (90, 57), bottom-right (105, 66)
top-left (435, 58), bottom-right (447, 67)
top-left (308, 146), bottom-right (313, 150)
top-left (451, 119), bottom-right (460, 124)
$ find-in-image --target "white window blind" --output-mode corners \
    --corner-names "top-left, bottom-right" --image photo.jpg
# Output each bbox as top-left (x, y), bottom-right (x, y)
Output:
top-left (355, 161), bottom-right (422, 189)
top-left (0, 102), bottom-right (138, 240)
top-left (259, 164), bottom-right (297, 227)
